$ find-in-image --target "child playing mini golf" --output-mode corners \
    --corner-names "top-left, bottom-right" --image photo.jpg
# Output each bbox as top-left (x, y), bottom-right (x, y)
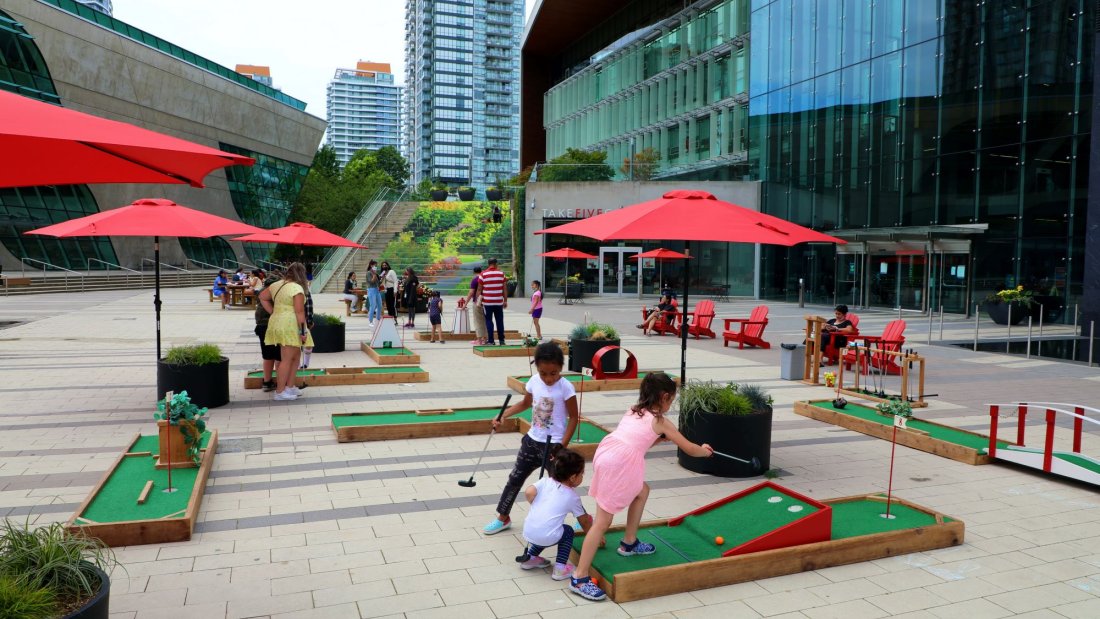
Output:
top-left (518, 446), bottom-right (593, 580)
top-left (483, 342), bottom-right (579, 535)
top-left (427, 290), bottom-right (444, 343)
top-left (529, 280), bottom-right (543, 340)
top-left (569, 372), bottom-right (713, 602)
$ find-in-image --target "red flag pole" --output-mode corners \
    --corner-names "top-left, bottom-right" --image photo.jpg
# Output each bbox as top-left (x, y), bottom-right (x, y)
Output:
top-left (885, 424), bottom-right (898, 518)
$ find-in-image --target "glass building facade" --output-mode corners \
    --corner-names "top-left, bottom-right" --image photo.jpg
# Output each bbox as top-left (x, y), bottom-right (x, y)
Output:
top-left (326, 63), bottom-right (403, 166)
top-left (219, 143), bottom-right (310, 264)
top-left (530, 0), bottom-right (1092, 315)
top-left (404, 0), bottom-right (524, 187)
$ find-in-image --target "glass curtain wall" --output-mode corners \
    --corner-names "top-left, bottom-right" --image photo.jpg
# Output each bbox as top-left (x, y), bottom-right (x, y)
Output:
top-left (750, 0), bottom-right (1091, 309)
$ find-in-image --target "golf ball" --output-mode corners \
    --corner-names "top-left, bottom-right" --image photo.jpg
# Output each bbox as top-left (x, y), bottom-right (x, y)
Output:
top-left (715, 536), bottom-right (724, 545)
top-left (768, 496), bottom-right (783, 503)
top-left (788, 505), bottom-right (804, 513)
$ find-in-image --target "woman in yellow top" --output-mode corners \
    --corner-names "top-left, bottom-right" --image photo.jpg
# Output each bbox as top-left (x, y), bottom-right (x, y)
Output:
top-left (260, 262), bottom-right (313, 401)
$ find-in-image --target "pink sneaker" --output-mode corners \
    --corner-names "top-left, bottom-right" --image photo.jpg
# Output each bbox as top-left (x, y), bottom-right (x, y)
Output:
top-left (552, 563), bottom-right (575, 581)
top-left (520, 555), bottom-right (550, 570)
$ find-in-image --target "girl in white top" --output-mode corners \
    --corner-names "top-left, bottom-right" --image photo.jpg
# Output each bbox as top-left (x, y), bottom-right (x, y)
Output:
top-left (518, 447), bottom-right (593, 580)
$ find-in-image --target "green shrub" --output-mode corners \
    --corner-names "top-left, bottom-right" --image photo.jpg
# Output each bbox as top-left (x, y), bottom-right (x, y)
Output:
top-left (314, 313), bottom-right (343, 326)
top-left (0, 520), bottom-right (115, 604)
top-left (569, 324), bottom-right (590, 341)
top-left (736, 383), bottom-right (773, 411)
top-left (0, 575), bottom-right (56, 619)
top-left (163, 343), bottom-right (222, 366)
top-left (585, 322), bottom-right (618, 340)
top-left (678, 380), bottom-right (755, 421)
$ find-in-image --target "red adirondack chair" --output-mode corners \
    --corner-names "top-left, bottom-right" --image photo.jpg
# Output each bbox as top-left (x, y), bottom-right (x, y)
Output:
top-left (844, 319), bottom-right (906, 374)
top-left (681, 299), bottom-right (717, 339)
top-left (722, 305), bottom-right (770, 349)
top-left (639, 299), bottom-right (679, 336)
top-left (822, 313), bottom-right (860, 365)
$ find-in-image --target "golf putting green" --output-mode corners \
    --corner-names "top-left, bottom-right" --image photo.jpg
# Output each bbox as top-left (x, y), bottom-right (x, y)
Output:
top-left (248, 367), bottom-right (425, 377)
top-left (830, 498), bottom-right (944, 539)
top-left (368, 347), bottom-right (415, 355)
top-left (474, 345), bottom-right (532, 351)
top-left (129, 432), bottom-right (213, 454)
top-left (512, 371), bottom-right (675, 384)
top-left (333, 407), bottom-right (516, 428)
top-left (808, 400), bottom-right (1007, 451)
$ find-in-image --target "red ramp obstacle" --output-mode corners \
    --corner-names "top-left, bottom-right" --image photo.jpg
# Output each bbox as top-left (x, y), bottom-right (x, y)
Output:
top-left (592, 345), bottom-right (638, 380)
top-left (987, 402), bottom-right (1100, 486)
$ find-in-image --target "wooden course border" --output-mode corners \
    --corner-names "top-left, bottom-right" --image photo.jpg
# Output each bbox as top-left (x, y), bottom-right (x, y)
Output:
top-left (244, 366), bottom-right (428, 388)
top-left (473, 339), bottom-right (566, 358)
top-left (793, 400), bottom-right (994, 465)
top-left (507, 372), bottom-right (679, 394)
top-left (574, 493), bottom-right (963, 603)
top-left (360, 342), bottom-right (421, 365)
top-left (414, 329), bottom-right (522, 342)
top-left (66, 431), bottom-right (219, 547)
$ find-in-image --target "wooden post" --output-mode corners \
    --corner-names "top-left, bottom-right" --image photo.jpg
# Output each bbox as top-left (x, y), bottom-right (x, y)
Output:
top-left (802, 315), bottom-right (825, 384)
top-left (988, 405), bottom-right (999, 458)
top-left (1073, 406), bottom-right (1084, 453)
top-left (137, 480), bottom-right (153, 504)
top-left (917, 354), bottom-right (925, 401)
top-left (1043, 409), bottom-right (1056, 473)
top-left (1017, 404), bottom-right (1028, 447)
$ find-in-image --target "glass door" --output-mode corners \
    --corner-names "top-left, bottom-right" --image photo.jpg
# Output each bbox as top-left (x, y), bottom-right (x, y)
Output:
top-left (835, 253), bottom-right (864, 308)
top-left (930, 253), bottom-right (970, 315)
top-left (598, 247), bottom-right (642, 296)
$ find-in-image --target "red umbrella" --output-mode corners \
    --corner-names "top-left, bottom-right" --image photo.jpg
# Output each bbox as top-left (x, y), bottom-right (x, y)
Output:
top-left (0, 89), bottom-right (253, 188)
top-left (629, 248), bottom-right (692, 292)
top-left (26, 199), bottom-right (264, 359)
top-left (232, 222), bottom-right (365, 248)
top-left (538, 190), bottom-right (845, 380)
top-left (540, 248), bottom-right (597, 301)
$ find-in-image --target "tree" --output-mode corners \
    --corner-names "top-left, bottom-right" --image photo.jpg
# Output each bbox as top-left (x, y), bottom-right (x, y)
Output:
top-left (373, 146), bottom-right (410, 188)
top-left (620, 146), bottom-right (661, 181)
top-left (409, 178), bottom-right (435, 201)
top-left (311, 145), bottom-right (340, 179)
top-left (538, 148), bottom-right (614, 182)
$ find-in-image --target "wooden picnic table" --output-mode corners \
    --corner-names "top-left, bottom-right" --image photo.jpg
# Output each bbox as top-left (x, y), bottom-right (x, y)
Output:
top-left (222, 285), bottom-right (255, 309)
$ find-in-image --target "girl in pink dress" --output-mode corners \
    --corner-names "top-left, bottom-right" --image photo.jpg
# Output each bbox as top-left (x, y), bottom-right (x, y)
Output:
top-left (569, 372), bottom-right (713, 601)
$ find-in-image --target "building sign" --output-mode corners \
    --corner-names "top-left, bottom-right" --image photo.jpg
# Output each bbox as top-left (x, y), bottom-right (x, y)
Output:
top-left (542, 208), bottom-right (606, 219)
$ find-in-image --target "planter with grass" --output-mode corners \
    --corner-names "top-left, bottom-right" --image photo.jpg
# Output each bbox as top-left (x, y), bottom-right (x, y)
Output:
top-left (156, 343), bottom-right (228, 409)
top-left (568, 323), bottom-right (620, 373)
top-left (0, 519), bottom-right (117, 619)
top-left (457, 186), bottom-right (475, 201)
top-left (310, 313), bottom-right (346, 353)
top-left (677, 381), bottom-right (773, 477)
top-left (485, 186), bottom-right (503, 201)
top-left (430, 185), bottom-right (449, 201)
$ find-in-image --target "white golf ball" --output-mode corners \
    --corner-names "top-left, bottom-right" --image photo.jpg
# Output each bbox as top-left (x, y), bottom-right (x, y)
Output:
top-left (788, 505), bottom-right (804, 513)
top-left (768, 496), bottom-right (782, 503)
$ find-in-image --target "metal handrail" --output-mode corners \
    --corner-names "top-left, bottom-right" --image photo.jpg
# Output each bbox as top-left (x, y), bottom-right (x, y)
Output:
top-left (20, 257), bottom-right (84, 291)
top-left (87, 258), bottom-right (140, 277)
top-left (141, 258), bottom-right (190, 273)
top-left (185, 258), bottom-right (221, 272)
top-left (258, 259), bottom-right (285, 273)
top-left (222, 258), bottom-right (258, 272)
top-left (312, 185), bottom-right (409, 291)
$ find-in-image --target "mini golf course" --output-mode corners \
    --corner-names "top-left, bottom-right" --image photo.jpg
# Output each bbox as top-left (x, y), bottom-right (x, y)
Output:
top-left (244, 366), bottom-right (428, 388)
top-left (415, 329), bottom-right (522, 342)
top-left (794, 399), bottom-right (1006, 465)
top-left (360, 342), bottom-right (420, 365)
top-left (67, 431), bottom-right (218, 547)
top-left (507, 371), bottom-right (679, 394)
top-left (473, 340), bottom-right (567, 358)
top-left (331, 406), bottom-right (610, 458)
top-left (574, 481), bottom-right (963, 602)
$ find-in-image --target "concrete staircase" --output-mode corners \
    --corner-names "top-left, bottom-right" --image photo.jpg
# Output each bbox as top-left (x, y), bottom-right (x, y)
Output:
top-left (1, 270), bottom-right (215, 295)
top-left (320, 201), bottom-right (422, 293)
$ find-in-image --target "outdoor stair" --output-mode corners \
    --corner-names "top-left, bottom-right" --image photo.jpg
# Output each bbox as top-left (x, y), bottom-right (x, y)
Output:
top-left (320, 200), bottom-right (422, 294)
top-left (2, 270), bottom-right (215, 295)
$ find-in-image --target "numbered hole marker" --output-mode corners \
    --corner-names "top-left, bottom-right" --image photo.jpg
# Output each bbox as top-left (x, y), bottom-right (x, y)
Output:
top-left (581, 367), bottom-right (594, 377)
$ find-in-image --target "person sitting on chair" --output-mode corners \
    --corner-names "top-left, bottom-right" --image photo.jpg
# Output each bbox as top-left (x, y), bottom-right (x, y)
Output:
top-left (820, 304), bottom-right (856, 364)
top-left (638, 294), bottom-right (677, 333)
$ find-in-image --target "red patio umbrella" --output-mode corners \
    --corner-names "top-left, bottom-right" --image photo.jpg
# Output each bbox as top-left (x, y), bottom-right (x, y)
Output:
top-left (25, 199), bottom-right (264, 359)
top-left (540, 247), bottom-right (598, 302)
top-left (0, 89), bottom-right (253, 188)
top-left (231, 222), bottom-right (365, 248)
top-left (538, 190), bottom-right (845, 380)
top-left (630, 248), bottom-right (692, 293)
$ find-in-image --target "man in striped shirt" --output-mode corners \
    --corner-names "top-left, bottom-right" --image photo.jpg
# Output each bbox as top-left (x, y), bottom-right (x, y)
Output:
top-left (477, 258), bottom-right (508, 345)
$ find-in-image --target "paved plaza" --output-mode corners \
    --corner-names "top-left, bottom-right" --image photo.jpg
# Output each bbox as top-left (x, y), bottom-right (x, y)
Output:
top-left (1, 288), bottom-right (1099, 619)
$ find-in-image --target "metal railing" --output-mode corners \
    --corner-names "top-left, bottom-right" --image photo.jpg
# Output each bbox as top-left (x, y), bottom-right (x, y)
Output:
top-left (20, 258), bottom-right (84, 290)
top-left (312, 185), bottom-right (409, 291)
top-left (258, 259), bottom-right (286, 273)
top-left (142, 259), bottom-right (193, 287)
top-left (221, 258), bottom-right (258, 273)
top-left (185, 258), bottom-right (221, 272)
top-left (87, 258), bottom-right (140, 285)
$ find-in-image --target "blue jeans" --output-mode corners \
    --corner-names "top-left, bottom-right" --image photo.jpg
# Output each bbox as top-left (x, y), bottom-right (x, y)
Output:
top-left (484, 304), bottom-right (505, 344)
top-left (367, 288), bottom-right (382, 322)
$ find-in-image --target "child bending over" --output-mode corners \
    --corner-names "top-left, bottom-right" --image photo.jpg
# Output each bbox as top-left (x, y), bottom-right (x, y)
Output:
top-left (518, 446), bottom-right (593, 580)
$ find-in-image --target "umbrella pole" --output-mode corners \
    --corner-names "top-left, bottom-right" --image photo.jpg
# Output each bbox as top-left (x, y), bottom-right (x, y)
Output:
top-left (681, 242), bottom-right (690, 384)
top-left (154, 236), bottom-right (162, 361)
top-left (564, 258), bottom-right (569, 304)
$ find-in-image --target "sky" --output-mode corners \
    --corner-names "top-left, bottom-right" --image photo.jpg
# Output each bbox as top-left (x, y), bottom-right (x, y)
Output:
top-left (113, 0), bottom-right (538, 121)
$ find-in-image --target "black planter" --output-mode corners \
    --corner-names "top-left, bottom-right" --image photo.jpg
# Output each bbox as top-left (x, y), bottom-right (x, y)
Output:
top-left (62, 564), bottom-right (109, 619)
top-left (507, 281), bottom-right (518, 297)
top-left (678, 407), bottom-right (772, 477)
top-left (984, 301), bottom-right (1028, 326)
top-left (486, 189), bottom-right (503, 201)
top-left (569, 338), bottom-right (620, 373)
top-left (310, 321), bottom-right (346, 353)
top-left (458, 189), bottom-right (475, 201)
top-left (563, 283), bottom-right (584, 299)
top-left (157, 356), bottom-right (229, 409)
top-left (1030, 295), bottom-right (1065, 323)
top-left (430, 190), bottom-right (449, 201)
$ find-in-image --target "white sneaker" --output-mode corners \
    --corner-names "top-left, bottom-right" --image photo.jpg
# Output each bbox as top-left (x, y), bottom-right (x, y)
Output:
top-left (286, 386), bottom-right (302, 397)
top-left (520, 555), bottom-right (550, 570)
top-left (273, 391), bottom-right (297, 401)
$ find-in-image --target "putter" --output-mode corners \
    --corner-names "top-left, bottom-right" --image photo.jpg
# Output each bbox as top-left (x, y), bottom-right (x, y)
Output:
top-left (538, 434), bottom-right (552, 479)
top-left (457, 393), bottom-right (512, 488)
top-left (711, 449), bottom-right (762, 472)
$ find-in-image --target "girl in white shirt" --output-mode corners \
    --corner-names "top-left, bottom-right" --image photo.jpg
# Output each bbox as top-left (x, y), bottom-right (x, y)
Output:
top-left (518, 447), bottom-right (593, 580)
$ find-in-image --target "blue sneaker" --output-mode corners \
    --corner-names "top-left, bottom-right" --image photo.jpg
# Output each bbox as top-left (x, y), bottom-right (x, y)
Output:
top-left (482, 518), bottom-right (511, 535)
top-left (617, 539), bottom-right (656, 556)
top-left (569, 576), bottom-right (607, 601)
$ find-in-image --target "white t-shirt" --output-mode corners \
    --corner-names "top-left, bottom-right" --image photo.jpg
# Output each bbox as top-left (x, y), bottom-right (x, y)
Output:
top-left (526, 376), bottom-right (576, 443)
top-left (523, 477), bottom-right (586, 546)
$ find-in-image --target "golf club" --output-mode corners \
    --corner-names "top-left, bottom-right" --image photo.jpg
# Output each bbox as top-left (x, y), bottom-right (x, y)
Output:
top-left (458, 393), bottom-right (512, 488)
top-left (711, 449), bottom-right (762, 472)
top-left (538, 434), bottom-right (552, 479)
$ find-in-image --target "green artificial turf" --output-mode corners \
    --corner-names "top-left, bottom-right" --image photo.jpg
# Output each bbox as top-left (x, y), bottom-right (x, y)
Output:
top-left (332, 407), bottom-right (525, 428)
top-left (248, 369), bottom-right (327, 378)
top-left (570, 420), bottom-right (610, 443)
top-left (370, 347), bottom-right (415, 355)
top-left (361, 366), bottom-right (425, 374)
top-left (829, 498), bottom-right (940, 539)
top-left (474, 345), bottom-right (534, 351)
top-left (1002, 445), bottom-right (1100, 475)
top-left (81, 454), bottom-right (199, 523)
top-left (810, 401), bottom-right (1009, 451)
top-left (128, 432), bottom-right (212, 456)
top-left (514, 372), bottom-right (676, 384)
top-left (585, 486), bottom-right (818, 581)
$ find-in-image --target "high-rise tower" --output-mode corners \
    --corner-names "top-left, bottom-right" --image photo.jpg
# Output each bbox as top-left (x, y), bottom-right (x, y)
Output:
top-left (326, 61), bottom-right (403, 166)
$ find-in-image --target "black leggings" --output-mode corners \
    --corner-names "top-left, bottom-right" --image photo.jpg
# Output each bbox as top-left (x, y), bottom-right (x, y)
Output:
top-left (497, 434), bottom-right (558, 516)
top-left (526, 524), bottom-right (575, 566)
top-left (385, 288), bottom-right (396, 317)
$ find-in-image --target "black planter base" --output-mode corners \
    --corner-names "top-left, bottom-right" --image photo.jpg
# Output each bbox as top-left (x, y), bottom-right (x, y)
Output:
top-left (311, 323), bottom-right (346, 353)
top-left (984, 301), bottom-right (1028, 326)
top-left (569, 338), bottom-right (620, 373)
top-left (678, 408), bottom-right (772, 477)
top-left (63, 563), bottom-right (109, 619)
top-left (156, 357), bottom-right (229, 408)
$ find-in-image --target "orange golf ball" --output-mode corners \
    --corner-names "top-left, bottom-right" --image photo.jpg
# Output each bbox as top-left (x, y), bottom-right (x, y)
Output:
top-left (715, 536), bottom-right (725, 545)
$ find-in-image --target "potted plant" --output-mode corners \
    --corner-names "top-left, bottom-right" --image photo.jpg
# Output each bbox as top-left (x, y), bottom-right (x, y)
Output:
top-left (677, 381), bottom-right (773, 477)
top-left (485, 185), bottom-right (503, 201)
top-left (983, 285), bottom-right (1033, 326)
top-left (0, 518), bottom-right (117, 619)
top-left (157, 343), bottom-right (229, 409)
top-left (559, 274), bottom-right (584, 299)
top-left (568, 322), bottom-right (619, 373)
top-left (154, 391), bottom-right (208, 467)
top-left (457, 186), bottom-right (476, 201)
top-left (430, 183), bottom-right (449, 202)
top-left (310, 313), bottom-right (345, 353)
top-left (506, 278), bottom-right (518, 298)
top-left (877, 398), bottom-right (913, 419)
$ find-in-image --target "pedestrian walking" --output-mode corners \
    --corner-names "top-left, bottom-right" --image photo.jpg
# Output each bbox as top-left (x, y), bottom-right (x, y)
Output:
top-left (478, 258), bottom-right (508, 345)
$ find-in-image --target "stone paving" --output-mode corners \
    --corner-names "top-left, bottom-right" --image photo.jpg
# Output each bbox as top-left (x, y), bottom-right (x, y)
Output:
top-left (1, 287), bottom-right (1098, 618)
